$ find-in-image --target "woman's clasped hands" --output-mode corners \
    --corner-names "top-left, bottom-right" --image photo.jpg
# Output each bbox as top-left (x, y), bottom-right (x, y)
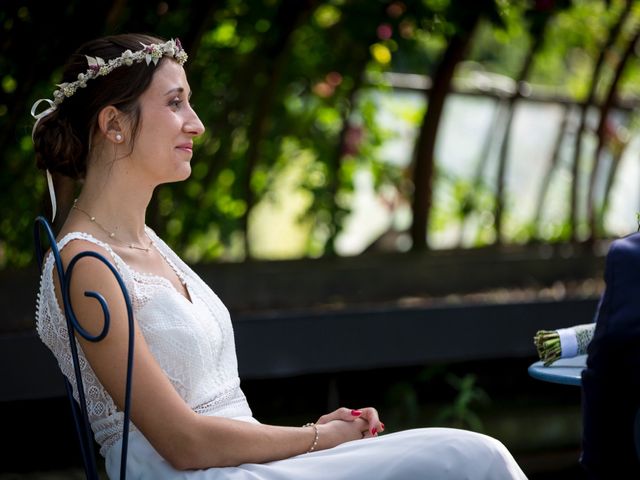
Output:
top-left (313, 407), bottom-right (385, 450)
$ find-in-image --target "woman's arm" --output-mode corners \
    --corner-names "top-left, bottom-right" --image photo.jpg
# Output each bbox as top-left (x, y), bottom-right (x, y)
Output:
top-left (55, 240), bottom-right (374, 470)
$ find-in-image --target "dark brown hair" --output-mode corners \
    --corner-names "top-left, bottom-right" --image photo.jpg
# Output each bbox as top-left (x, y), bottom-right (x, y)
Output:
top-left (32, 33), bottom-right (167, 180)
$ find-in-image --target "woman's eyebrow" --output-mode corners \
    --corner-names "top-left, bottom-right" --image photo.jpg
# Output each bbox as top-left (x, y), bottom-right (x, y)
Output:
top-left (164, 87), bottom-right (192, 98)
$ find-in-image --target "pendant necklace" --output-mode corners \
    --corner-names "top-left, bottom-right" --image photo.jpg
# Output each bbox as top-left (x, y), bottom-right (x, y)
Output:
top-left (72, 198), bottom-right (153, 252)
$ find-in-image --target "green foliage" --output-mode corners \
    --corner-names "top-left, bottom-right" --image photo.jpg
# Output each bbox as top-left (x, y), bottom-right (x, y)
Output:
top-left (434, 373), bottom-right (490, 431)
top-left (381, 366), bottom-right (491, 433)
top-left (467, 8), bottom-right (530, 78)
top-left (429, 167), bottom-right (497, 247)
top-left (531, 0), bottom-right (618, 97)
top-left (2, 0), bottom-right (639, 267)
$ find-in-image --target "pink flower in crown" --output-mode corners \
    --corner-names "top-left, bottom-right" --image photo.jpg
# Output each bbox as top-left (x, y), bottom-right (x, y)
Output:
top-left (85, 55), bottom-right (105, 74)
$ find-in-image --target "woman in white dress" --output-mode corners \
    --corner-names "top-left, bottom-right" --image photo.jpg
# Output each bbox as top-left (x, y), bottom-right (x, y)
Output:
top-left (32, 33), bottom-right (527, 479)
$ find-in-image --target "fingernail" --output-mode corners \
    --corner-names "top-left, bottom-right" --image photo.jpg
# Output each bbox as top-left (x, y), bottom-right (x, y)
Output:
top-left (371, 427), bottom-right (377, 435)
top-left (351, 410), bottom-right (362, 416)
top-left (380, 423), bottom-right (385, 430)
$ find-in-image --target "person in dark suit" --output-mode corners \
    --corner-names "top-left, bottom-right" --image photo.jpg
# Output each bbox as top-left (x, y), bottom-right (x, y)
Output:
top-left (581, 231), bottom-right (640, 477)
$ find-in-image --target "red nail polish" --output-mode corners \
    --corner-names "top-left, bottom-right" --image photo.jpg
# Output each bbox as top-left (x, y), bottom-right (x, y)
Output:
top-left (371, 428), bottom-right (377, 435)
top-left (351, 410), bottom-right (362, 416)
top-left (380, 423), bottom-right (385, 430)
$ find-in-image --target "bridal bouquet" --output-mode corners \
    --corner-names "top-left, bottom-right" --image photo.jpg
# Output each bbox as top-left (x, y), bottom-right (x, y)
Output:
top-left (534, 323), bottom-right (595, 366)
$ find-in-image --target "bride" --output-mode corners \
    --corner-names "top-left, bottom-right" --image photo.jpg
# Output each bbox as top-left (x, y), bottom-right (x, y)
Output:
top-left (32, 33), bottom-right (527, 479)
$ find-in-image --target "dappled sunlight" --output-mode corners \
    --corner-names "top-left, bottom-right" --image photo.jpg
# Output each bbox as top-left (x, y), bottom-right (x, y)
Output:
top-left (248, 151), bottom-right (315, 259)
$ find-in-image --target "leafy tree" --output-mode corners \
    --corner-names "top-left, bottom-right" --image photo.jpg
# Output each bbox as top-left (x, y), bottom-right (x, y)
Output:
top-left (2, 0), bottom-right (640, 269)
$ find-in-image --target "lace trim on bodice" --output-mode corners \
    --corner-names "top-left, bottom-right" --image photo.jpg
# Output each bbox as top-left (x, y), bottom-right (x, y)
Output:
top-left (193, 384), bottom-right (250, 417)
top-left (35, 229), bottom-right (251, 457)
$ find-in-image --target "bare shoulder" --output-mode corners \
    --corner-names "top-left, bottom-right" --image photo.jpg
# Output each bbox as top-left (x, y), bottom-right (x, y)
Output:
top-left (55, 235), bottom-right (123, 290)
top-left (55, 235), bottom-right (131, 335)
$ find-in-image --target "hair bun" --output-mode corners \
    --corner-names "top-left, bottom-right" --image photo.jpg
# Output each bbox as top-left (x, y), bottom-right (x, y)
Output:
top-left (33, 108), bottom-right (86, 179)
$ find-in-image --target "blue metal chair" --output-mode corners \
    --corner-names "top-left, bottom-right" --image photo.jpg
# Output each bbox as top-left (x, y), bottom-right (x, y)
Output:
top-left (34, 216), bottom-right (135, 480)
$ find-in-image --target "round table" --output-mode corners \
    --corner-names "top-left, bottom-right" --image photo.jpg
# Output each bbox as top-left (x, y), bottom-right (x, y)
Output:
top-left (528, 354), bottom-right (586, 386)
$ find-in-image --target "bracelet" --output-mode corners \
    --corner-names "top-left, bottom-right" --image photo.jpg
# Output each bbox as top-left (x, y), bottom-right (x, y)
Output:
top-left (302, 422), bottom-right (319, 453)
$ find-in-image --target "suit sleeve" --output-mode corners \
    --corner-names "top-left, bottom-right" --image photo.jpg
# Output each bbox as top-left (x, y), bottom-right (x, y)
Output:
top-left (580, 233), bottom-right (640, 476)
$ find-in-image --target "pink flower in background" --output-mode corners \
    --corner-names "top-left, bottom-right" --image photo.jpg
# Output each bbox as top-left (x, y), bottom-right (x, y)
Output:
top-left (535, 0), bottom-right (555, 11)
top-left (377, 23), bottom-right (393, 41)
top-left (313, 72), bottom-right (343, 98)
top-left (342, 125), bottom-right (364, 157)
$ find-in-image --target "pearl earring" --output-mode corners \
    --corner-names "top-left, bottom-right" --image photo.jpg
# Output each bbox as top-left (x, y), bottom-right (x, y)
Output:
top-left (115, 133), bottom-right (123, 142)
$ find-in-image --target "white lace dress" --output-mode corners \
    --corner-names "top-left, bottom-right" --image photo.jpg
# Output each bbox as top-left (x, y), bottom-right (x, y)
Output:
top-left (36, 229), bottom-right (527, 480)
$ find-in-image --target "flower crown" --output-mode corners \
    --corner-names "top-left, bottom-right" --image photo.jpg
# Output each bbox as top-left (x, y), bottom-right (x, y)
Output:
top-left (52, 38), bottom-right (187, 106)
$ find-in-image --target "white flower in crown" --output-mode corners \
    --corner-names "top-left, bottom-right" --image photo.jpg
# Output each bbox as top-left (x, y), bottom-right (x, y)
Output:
top-left (175, 50), bottom-right (188, 64)
top-left (122, 50), bottom-right (134, 66)
top-left (57, 82), bottom-right (76, 98)
top-left (164, 39), bottom-right (177, 56)
top-left (53, 90), bottom-right (64, 103)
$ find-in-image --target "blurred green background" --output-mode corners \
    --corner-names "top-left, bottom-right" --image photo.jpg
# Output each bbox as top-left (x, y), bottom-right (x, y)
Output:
top-left (3, 0), bottom-right (640, 267)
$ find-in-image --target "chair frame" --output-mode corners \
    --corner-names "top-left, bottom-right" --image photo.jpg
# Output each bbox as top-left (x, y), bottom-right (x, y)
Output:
top-left (34, 216), bottom-right (135, 480)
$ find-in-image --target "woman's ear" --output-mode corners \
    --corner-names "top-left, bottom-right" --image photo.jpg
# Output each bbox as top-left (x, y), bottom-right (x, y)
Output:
top-left (97, 105), bottom-right (125, 144)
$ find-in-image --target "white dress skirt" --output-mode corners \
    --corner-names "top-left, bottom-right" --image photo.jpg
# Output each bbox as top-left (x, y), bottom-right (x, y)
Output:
top-left (105, 416), bottom-right (528, 479)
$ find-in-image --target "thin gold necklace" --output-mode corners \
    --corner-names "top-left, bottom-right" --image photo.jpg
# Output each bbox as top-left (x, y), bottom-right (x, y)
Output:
top-left (72, 199), bottom-right (153, 253)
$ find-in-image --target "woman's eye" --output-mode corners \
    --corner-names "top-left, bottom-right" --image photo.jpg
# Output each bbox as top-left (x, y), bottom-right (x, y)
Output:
top-left (169, 98), bottom-right (183, 108)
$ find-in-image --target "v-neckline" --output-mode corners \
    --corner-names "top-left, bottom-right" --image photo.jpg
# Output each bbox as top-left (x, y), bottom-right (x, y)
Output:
top-left (128, 268), bottom-right (194, 305)
top-left (55, 230), bottom-right (195, 305)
